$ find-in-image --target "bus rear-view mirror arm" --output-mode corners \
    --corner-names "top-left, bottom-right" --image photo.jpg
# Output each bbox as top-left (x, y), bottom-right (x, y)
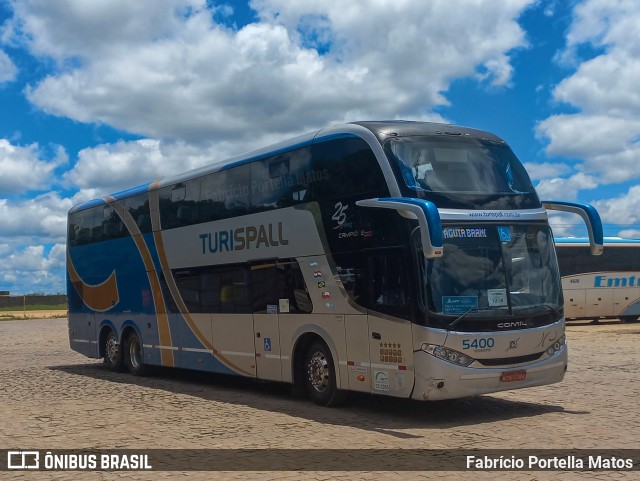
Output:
top-left (356, 197), bottom-right (443, 258)
top-left (542, 201), bottom-right (604, 256)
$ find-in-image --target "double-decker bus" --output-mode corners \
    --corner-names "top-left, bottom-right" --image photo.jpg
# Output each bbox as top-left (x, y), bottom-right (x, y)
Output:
top-left (67, 121), bottom-right (603, 406)
top-left (556, 237), bottom-right (640, 323)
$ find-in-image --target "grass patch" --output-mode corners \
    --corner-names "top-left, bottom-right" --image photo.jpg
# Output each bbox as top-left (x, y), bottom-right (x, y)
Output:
top-left (0, 304), bottom-right (67, 312)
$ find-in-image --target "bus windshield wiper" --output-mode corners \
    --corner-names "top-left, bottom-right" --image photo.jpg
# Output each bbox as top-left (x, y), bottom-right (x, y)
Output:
top-left (447, 306), bottom-right (502, 331)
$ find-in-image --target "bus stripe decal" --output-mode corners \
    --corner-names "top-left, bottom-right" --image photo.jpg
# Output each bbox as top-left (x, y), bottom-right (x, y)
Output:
top-left (66, 247), bottom-right (120, 312)
top-left (148, 184), bottom-right (254, 377)
top-left (106, 195), bottom-right (175, 368)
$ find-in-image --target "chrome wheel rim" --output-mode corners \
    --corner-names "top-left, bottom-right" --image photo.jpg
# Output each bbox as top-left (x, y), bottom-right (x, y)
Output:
top-left (129, 336), bottom-right (141, 369)
top-left (105, 334), bottom-right (119, 365)
top-left (307, 350), bottom-right (329, 393)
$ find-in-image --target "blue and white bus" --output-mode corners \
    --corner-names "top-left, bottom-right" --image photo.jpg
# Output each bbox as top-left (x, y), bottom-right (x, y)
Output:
top-left (556, 237), bottom-right (640, 323)
top-left (67, 121), bottom-right (603, 406)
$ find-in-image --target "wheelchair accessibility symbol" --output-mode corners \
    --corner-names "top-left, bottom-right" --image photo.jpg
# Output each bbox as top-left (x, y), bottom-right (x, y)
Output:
top-left (264, 338), bottom-right (272, 352)
top-left (498, 226), bottom-right (511, 242)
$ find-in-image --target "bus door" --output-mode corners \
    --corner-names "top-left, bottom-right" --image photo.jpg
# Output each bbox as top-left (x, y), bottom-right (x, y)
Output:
top-left (252, 259), bottom-right (297, 382)
top-left (209, 264), bottom-right (257, 377)
top-left (365, 250), bottom-right (415, 398)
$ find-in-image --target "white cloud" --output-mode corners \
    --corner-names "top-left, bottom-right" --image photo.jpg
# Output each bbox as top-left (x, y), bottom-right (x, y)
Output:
top-left (548, 211), bottom-right (585, 238)
top-left (534, 172), bottom-right (598, 201)
top-left (63, 136), bottom-right (288, 196)
top-left (0, 192), bottom-right (73, 240)
top-left (0, 139), bottom-right (67, 194)
top-left (593, 185), bottom-right (640, 228)
top-left (0, 49), bottom-right (17, 83)
top-left (0, 243), bottom-right (66, 294)
top-left (618, 230), bottom-right (640, 239)
top-left (523, 161), bottom-right (572, 181)
top-left (537, 0), bottom-right (640, 185)
top-left (8, 0), bottom-right (534, 142)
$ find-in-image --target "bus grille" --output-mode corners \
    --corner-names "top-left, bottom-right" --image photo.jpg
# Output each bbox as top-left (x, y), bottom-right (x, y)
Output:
top-left (476, 351), bottom-right (545, 367)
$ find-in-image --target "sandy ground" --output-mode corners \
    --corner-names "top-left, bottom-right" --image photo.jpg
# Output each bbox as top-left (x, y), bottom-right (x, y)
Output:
top-left (0, 310), bottom-right (67, 319)
top-left (0, 318), bottom-right (638, 480)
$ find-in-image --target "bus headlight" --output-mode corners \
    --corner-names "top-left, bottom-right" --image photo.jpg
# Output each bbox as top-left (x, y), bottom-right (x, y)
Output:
top-left (421, 343), bottom-right (475, 367)
top-left (545, 335), bottom-right (566, 356)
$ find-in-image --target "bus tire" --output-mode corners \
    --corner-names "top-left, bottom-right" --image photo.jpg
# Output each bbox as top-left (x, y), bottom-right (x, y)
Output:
top-left (103, 329), bottom-right (124, 372)
top-left (304, 340), bottom-right (347, 407)
top-left (124, 330), bottom-right (148, 376)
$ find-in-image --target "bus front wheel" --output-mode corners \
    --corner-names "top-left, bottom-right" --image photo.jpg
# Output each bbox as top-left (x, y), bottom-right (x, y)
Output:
top-left (304, 341), bottom-right (347, 407)
top-left (125, 331), bottom-right (148, 376)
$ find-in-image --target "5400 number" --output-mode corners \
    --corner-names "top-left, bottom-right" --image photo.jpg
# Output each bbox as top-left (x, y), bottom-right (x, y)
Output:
top-left (462, 338), bottom-right (495, 350)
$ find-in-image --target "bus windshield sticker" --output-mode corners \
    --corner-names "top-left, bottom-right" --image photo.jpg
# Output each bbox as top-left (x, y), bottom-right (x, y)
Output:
top-left (498, 226), bottom-right (511, 242)
top-left (278, 299), bottom-right (290, 313)
top-left (442, 296), bottom-right (478, 314)
top-left (443, 228), bottom-right (487, 239)
top-left (267, 304), bottom-right (277, 314)
top-left (487, 288), bottom-right (508, 307)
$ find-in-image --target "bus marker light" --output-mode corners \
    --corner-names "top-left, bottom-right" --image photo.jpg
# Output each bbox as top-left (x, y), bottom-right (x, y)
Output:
top-left (500, 370), bottom-right (526, 383)
top-left (357, 375), bottom-right (366, 382)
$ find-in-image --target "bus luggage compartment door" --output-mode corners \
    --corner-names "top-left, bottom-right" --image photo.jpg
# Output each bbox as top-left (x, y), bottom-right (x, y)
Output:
top-left (585, 289), bottom-right (614, 318)
top-left (614, 288), bottom-right (640, 318)
top-left (564, 289), bottom-right (586, 319)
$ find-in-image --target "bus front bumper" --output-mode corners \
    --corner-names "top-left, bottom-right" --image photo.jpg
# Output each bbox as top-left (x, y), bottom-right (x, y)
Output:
top-left (411, 347), bottom-right (568, 401)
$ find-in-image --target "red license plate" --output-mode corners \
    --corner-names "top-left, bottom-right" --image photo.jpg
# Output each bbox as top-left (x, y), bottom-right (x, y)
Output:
top-left (500, 370), bottom-right (526, 382)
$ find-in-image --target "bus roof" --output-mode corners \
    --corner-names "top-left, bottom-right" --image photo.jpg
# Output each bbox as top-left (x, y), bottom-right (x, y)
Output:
top-left (70, 120), bottom-right (505, 213)
top-left (352, 120), bottom-right (505, 143)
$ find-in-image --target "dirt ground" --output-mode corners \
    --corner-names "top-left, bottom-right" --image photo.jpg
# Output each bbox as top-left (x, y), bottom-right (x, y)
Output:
top-left (0, 318), bottom-right (638, 480)
top-left (0, 310), bottom-right (67, 320)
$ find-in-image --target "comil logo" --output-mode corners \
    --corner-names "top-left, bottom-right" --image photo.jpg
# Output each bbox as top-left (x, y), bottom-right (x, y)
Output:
top-left (7, 451), bottom-right (39, 470)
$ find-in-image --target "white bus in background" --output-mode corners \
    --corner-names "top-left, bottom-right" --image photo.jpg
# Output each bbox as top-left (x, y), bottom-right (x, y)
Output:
top-left (555, 238), bottom-right (640, 323)
top-left (67, 121), bottom-right (604, 406)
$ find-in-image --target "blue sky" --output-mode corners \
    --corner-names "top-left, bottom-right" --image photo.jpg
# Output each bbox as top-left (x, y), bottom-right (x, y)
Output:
top-left (1, 0), bottom-right (639, 294)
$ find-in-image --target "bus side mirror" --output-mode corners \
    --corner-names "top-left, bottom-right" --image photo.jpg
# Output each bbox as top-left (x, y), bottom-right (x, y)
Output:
top-left (356, 197), bottom-right (443, 258)
top-left (542, 201), bottom-right (604, 256)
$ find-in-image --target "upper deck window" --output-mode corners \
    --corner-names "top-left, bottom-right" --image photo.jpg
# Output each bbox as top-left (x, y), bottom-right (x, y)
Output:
top-left (388, 136), bottom-right (535, 196)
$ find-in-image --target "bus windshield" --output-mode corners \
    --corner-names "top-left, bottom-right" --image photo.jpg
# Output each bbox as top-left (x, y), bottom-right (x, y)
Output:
top-left (417, 225), bottom-right (562, 319)
top-left (389, 136), bottom-right (535, 195)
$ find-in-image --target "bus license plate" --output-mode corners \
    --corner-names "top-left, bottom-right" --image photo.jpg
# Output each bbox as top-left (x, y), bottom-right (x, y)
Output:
top-left (500, 370), bottom-right (526, 382)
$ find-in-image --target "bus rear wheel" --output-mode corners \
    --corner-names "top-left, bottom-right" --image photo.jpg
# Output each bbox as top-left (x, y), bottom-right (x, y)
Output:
top-left (125, 331), bottom-right (148, 376)
top-left (103, 329), bottom-right (124, 372)
top-left (304, 341), bottom-right (347, 407)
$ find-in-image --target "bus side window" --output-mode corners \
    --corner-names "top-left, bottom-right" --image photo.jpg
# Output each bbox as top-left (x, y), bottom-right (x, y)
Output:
top-left (287, 261), bottom-right (312, 313)
top-left (248, 260), bottom-right (313, 314)
top-left (159, 179), bottom-right (201, 229)
top-left (251, 148), bottom-right (313, 212)
top-left (311, 138), bottom-right (388, 201)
